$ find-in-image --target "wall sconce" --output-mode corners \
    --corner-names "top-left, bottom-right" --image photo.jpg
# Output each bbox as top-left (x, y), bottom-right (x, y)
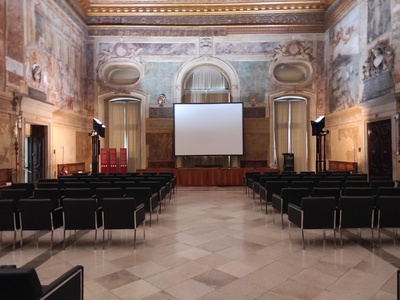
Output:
top-left (249, 94), bottom-right (257, 107)
top-left (157, 93), bottom-right (166, 107)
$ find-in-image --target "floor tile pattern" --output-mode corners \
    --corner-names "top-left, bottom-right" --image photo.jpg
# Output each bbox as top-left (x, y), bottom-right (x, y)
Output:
top-left (0, 186), bottom-right (399, 299)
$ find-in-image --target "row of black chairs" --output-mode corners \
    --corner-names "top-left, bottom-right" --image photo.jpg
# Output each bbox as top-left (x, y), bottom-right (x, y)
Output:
top-left (0, 173), bottom-right (177, 250)
top-left (257, 179), bottom-right (395, 210)
top-left (0, 195), bottom-right (146, 251)
top-left (286, 194), bottom-right (400, 250)
top-left (244, 171), bottom-right (392, 198)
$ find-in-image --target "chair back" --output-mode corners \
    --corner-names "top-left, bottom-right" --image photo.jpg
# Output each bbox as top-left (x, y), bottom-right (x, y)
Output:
top-left (344, 180), bottom-right (369, 188)
top-left (290, 181), bottom-right (315, 193)
top-left (318, 180), bottom-right (342, 188)
top-left (63, 198), bottom-right (99, 230)
top-left (102, 197), bottom-right (136, 229)
top-left (19, 199), bottom-right (54, 230)
top-left (0, 189), bottom-right (32, 201)
top-left (95, 187), bottom-right (124, 206)
top-left (63, 188), bottom-right (93, 199)
top-left (0, 200), bottom-right (19, 231)
top-left (0, 267), bottom-right (42, 300)
top-left (9, 183), bottom-right (35, 195)
top-left (37, 182), bottom-right (60, 189)
top-left (300, 196), bottom-right (337, 229)
top-left (265, 181), bottom-right (289, 202)
top-left (338, 196), bottom-right (374, 228)
top-left (113, 181), bottom-right (136, 190)
top-left (33, 188), bottom-right (62, 209)
top-left (311, 187), bottom-right (341, 201)
top-left (125, 187), bottom-right (152, 207)
top-left (376, 196), bottom-right (400, 228)
top-left (376, 187), bottom-right (400, 197)
top-left (370, 180), bottom-right (395, 194)
top-left (280, 187), bottom-right (310, 212)
top-left (342, 187), bottom-right (374, 196)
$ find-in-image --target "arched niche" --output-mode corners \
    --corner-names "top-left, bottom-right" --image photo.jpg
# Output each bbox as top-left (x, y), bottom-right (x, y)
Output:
top-left (174, 56), bottom-right (240, 103)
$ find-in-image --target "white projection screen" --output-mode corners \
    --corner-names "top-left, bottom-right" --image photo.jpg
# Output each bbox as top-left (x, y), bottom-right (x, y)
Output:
top-left (174, 102), bottom-right (244, 156)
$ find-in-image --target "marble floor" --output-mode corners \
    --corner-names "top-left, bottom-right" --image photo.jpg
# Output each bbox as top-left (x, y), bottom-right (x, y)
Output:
top-left (0, 186), bottom-right (399, 300)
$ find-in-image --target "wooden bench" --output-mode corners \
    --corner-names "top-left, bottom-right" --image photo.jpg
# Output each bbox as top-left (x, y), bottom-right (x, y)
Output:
top-left (328, 161), bottom-right (358, 173)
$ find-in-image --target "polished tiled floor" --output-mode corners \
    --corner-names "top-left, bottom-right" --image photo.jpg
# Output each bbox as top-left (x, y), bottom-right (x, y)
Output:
top-left (0, 186), bottom-right (399, 299)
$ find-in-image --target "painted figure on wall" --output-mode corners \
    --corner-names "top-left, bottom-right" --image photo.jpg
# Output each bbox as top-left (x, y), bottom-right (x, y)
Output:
top-left (368, 0), bottom-right (391, 44)
top-left (328, 7), bottom-right (360, 113)
top-left (24, 0), bottom-right (88, 112)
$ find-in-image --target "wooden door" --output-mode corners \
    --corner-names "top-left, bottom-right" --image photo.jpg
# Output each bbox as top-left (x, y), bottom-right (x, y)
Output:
top-left (367, 119), bottom-right (392, 178)
top-left (29, 125), bottom-right (46, 183)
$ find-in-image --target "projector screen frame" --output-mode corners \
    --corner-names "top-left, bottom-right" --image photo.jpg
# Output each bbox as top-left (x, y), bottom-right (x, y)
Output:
top-left (173, 102), bottom-right (244, 156)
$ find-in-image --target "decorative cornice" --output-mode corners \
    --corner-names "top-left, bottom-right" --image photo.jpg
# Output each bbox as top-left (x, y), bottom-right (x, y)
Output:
top-left (227, 24), bottom-right (324, 34)
top-left (88, 23), bottom-right (324, 37)
top-left (75, 1), bottom-right (327, 17)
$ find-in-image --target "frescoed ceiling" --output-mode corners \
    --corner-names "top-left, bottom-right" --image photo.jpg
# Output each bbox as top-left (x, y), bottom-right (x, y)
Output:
top-left (67, 0), bottom-right (351, 35)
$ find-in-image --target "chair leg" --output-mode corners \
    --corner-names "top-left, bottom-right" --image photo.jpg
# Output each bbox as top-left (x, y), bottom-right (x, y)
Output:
top-left (94, 229), bottom-right (97, 250)
top-left (378, 226), bottom-right (381, 247)
top-left (340, 228), bottom-right (343, 248)
top-left (103, 228), bottom-right (106, 250)
top-left (143, 219), bottom-right (146, 240)
top-left (20, 230), bottom-right (23, 248)
top-left (12, 231), bottom-right (16, 251)
top-left (333, 228), bottom-right (337, 249)
top-left (289, 222), bottom-right (291, 240)
top-left (50, 229), bottom-right (54, 249)
top-left (280, 213), bottom-right (284, 230)
top-left (149, 211), bottom-right (152, 228)
top-left (63, 229), bottom-right (66, 250)
top-left (301, 229), bottom-right (305, 250)
top-left (133, 228), bottom-right (137, 250)
top-left (371, 227), bottom-right (374, 248)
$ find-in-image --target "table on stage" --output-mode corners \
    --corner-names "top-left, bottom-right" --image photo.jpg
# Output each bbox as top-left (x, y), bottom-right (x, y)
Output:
top-left (138, 167), bottom-right (279, 186)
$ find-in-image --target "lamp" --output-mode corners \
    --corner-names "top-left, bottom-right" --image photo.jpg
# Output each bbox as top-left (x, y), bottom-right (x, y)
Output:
top-left (93, 118), bottom-right (105, 138)
top-left (310, 116), bottom-right (325, 136)
top-left (311, 116), bottom-right (328, 172)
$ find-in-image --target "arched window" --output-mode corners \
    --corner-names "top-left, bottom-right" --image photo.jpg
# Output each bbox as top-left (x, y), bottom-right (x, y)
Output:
top-left (107, 98), bottom-right (141, 172)
top-left (183, 66), bottom-right (230, 103)
top-left (273, 96), bottom-right (308, 172)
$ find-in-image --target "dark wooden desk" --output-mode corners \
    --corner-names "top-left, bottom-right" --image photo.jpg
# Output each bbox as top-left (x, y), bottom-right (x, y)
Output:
top-left (138, 167), bottom-right (279, 186)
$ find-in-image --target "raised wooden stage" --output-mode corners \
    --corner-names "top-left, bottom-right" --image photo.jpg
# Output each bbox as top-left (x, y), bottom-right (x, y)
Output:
top-left (138, 168), bottom-right (279, 186)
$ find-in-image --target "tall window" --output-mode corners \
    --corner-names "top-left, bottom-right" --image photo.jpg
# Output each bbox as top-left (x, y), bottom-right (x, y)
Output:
top-left (108, 98), bottom-right (141, 172)
top-left (273, 96), bottom-right (308, 172)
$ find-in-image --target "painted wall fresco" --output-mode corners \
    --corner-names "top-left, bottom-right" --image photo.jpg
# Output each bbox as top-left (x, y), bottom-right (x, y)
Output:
top-left (328, 7), bottom-right (360, 113)
top-left (24, 0), bottom-right (90, 113)
top-left (0, 0), bottom-right (5, 91)
top-left (231, 61), bottom-right (272, 103)
top-left (392, 3), bottom-right (400, 84)
top-left (98, 42), bottom-right (197, 56)
top-left (215, 41), bottom-right (279, 55)
top-left (367, 0), bottom-right (391, 44)
top-left (140, 62), bottom-right (182, 104)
